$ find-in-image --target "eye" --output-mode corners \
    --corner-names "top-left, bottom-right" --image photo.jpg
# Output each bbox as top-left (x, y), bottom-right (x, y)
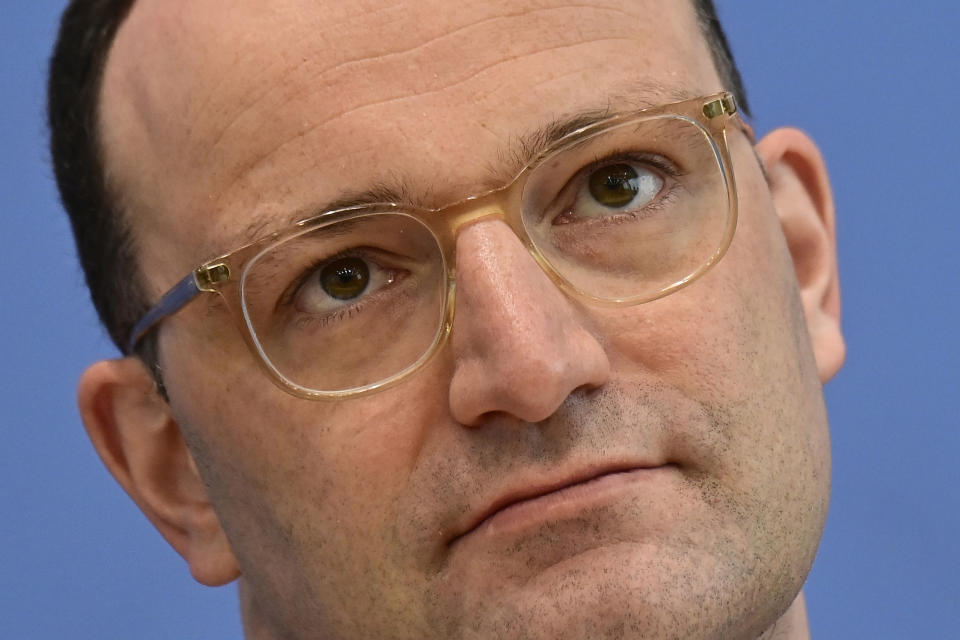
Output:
top-left (589, 163), bottom-right (658, 207)
top-left (294, 255), bottom-right (397, 315)
top-left (558, 161), bottom-right (666, 224)
top-left (321, 256), bottom-right (370, 300)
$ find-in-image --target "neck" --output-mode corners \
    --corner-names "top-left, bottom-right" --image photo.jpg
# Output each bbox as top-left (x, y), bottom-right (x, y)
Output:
top-left (761, 592), bottom-right (812, 640)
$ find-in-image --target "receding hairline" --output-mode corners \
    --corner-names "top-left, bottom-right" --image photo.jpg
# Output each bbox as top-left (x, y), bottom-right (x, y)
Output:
top-left (96, 0), bottom-right (727, 257)
top-left (50, 0), bottom-right (747, 355)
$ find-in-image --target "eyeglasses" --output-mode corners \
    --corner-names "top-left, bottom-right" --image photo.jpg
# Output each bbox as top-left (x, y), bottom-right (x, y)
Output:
top-left (129, 92), bottom-right (742, 399)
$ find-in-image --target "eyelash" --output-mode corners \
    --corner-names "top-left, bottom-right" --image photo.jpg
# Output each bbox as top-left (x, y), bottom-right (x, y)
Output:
top-left (278, 248), bottom-right (363, 311)
top-left (285, 249), bottom-right (410, 331)
top-left (291, 298), bottom-right (370, 330)
top-left (583, 150), bottom-right (684, 179)
top-left (537, 151), bottom-right (681, 222)
top-left (545, 151), bottom-right (683, 223)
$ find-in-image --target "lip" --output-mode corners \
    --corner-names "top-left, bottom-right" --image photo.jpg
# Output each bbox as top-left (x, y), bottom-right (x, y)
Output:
top-left (448, 463), bottom-right (674, 546)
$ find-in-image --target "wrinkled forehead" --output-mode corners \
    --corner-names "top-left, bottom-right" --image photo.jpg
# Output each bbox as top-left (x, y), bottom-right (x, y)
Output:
top-left (100, 0), bottom-right (720, 273)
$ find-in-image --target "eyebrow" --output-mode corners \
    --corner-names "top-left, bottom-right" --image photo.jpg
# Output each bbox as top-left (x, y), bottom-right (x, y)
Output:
top-left (226, 82), bottom-right (699, 251)
top-left (503, 84), bottom-right (696, 180)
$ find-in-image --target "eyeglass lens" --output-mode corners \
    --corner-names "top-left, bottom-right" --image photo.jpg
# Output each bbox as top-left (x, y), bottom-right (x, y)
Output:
top-left (239, 114), bottom-right (729, 394)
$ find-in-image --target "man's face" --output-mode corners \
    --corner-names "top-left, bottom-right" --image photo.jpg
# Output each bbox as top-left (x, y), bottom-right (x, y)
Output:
top-left (99, 0), bottom-right (833, 638)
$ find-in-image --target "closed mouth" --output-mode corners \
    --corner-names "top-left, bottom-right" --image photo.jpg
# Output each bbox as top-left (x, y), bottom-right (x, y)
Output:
top-left (449, 463), bottom-right (673, 546)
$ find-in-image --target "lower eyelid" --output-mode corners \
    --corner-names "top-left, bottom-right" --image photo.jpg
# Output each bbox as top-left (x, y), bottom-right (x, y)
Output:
top-left (291, 300), bottom-right (367, 330)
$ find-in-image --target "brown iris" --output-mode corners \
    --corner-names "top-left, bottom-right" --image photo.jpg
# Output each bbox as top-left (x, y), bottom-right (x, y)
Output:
top-left (588, 163), bottom-right (640, 208)
top-left (320, 257), bottom-right (370, 300)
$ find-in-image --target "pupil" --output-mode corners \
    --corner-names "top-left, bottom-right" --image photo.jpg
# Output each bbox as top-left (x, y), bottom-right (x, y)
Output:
top-left (321, 257), bottom-right (370, 300)
top-left (588, 163), bottom-right (640, 208)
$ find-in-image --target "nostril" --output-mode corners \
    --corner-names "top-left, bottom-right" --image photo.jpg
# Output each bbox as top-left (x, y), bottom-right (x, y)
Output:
top-left (572, 382), bottom-right (602, 398)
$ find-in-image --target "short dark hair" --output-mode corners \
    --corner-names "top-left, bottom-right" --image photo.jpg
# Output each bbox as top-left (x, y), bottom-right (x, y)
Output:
top-left (48, 0), bottom-right (140, 355)
top-left (48, 0), bottom-right (749, 359)
top-left (693, 1), bottom-right (750, 116)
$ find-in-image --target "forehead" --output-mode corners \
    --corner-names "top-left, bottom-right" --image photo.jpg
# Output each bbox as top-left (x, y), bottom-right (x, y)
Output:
top-left (100, 0), bottom-right (721, 278)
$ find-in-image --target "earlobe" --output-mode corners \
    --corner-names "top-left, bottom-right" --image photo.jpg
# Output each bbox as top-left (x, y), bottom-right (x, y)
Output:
top-left (756, 128), bottom-right (846, 382)
top-left (77, 358), bottom-right (240, 586)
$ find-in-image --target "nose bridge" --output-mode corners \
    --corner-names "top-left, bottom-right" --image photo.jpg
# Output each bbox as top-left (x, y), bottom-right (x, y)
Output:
top-left (436, 178), bottom-right (556, 309)
top-left (449, 200), bottom-right (506, 234)
top-left (437, 175), bottom-right (528, 246)
top-left (447, 218), bottom-right (610, 425)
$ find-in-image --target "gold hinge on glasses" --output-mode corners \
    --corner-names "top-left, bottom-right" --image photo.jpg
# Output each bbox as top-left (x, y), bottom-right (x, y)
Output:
top-left (195, 263), bottom-right (231, 290)
top-left (703, 94), bottom-right (738, 119)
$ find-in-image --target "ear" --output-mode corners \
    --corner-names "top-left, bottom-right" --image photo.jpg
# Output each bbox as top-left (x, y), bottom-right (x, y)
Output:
top-left (756, 127), bottom-right (845, 382)
top-left (77, 357), bottom-right (240, 586)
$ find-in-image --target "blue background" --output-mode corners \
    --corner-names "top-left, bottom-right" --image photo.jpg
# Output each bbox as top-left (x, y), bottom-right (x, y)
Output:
top-left (2, 2), bottom-right (957, 638)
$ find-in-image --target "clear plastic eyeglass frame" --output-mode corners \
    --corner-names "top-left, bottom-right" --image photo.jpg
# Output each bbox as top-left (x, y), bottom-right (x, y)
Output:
top-left (128, 92), bottom-right (744, 400)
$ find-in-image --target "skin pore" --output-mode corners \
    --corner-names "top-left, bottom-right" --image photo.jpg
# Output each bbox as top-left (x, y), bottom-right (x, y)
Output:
top-left (80, 0), bottom-right (844, 638)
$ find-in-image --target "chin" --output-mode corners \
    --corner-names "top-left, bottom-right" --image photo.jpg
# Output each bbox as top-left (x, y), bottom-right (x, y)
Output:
top-left (428, 532), bottom-right (803, 640)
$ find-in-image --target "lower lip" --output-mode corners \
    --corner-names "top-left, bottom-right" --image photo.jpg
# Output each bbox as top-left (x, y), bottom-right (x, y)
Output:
top-left (471, 466), bottom-right (675, 540)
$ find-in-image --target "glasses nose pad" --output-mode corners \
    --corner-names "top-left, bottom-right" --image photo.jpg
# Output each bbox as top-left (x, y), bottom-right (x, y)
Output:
top-left (446, 200), bottom-right (511, 234)
top-left (444, 187), bottom-right (549, 269)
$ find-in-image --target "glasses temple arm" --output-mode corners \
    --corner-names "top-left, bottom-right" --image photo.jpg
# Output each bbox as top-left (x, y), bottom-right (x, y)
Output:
top-left (126, 272), bottom-right (203, 354)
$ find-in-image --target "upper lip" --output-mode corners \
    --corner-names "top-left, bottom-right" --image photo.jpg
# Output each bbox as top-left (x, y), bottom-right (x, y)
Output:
top-left (447, 461), bottom-right (666, 546)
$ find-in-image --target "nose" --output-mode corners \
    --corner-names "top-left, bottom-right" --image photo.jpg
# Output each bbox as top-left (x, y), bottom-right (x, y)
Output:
top-left (448, 220), bottom-right (610, 426)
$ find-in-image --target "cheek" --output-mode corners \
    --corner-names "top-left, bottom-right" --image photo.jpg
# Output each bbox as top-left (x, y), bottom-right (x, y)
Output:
top-left (597, 277), bottom-right (781, 410)
top-left (163, 300), bottom-right (435, 502)
top-left (178, 375), bottom-right (433, 531)
top-left (595, 159), bottom-right (813, 402)
top-left (161, 330), bottom-right (446, 603)
top-left (594, 180), bottom-right (830, 544)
